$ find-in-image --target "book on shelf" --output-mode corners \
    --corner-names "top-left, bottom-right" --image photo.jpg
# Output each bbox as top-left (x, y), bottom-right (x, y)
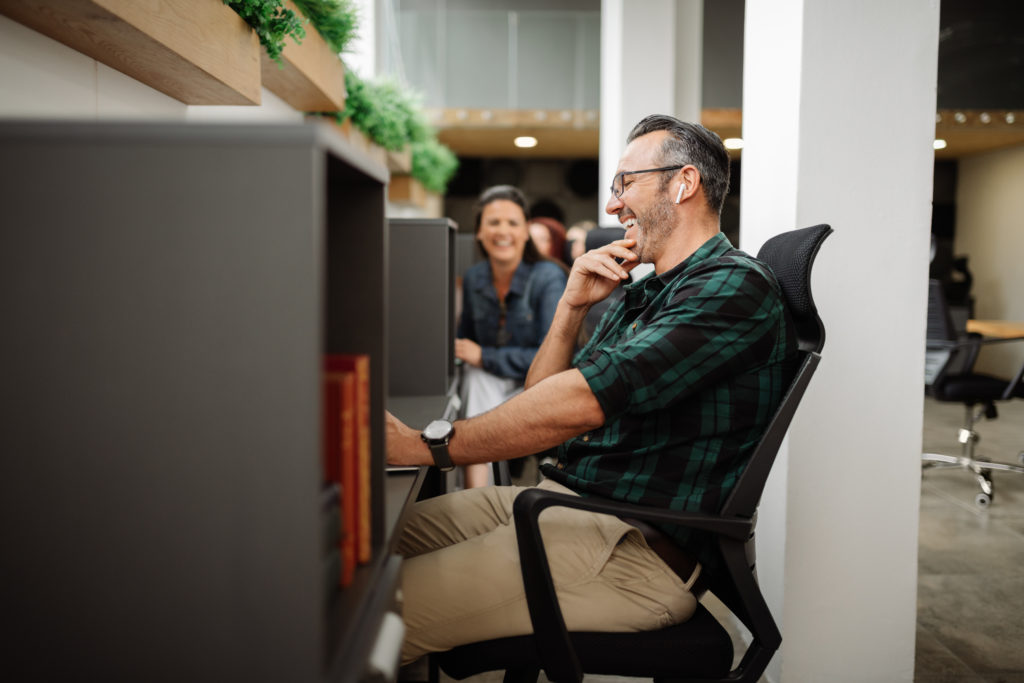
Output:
top-left (324, 353), bottom-right (372, 584)
top-left (327, 353), bottom-right (371, 565)
top-left (323, 361), bottom-right (357, 587)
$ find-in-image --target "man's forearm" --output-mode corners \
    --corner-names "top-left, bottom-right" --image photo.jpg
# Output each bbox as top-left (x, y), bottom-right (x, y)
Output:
top-left (524, 300), bottom-right (590, 389)
top-left (456, 368), bottom-right (602, 462)
top-left (387, 369), bottom-right (604, 468)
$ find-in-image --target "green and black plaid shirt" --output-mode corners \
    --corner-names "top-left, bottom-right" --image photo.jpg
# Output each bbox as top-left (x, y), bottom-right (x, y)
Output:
top-left (542, 232), bottom-right (798, 568)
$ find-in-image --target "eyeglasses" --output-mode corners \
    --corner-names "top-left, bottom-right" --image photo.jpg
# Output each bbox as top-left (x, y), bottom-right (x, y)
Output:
top-left (609, 165), bottom-right (684, 198)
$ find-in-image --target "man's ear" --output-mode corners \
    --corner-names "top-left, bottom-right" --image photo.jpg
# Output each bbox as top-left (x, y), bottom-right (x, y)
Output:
top-left (673, 166), bottom-right (700, 204)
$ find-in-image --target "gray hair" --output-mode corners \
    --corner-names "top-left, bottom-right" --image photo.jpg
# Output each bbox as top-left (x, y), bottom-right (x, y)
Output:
top-left (626, 114), bottom-right (731, 215)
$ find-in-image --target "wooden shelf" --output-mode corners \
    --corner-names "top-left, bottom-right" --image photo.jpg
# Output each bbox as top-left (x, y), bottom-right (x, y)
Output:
top-left (388, 174), bottom-right (428, 207)
top-left (322, 118), bottom-right (389, 169)
top-left (386, 147), bottom-right (412, 173)
top-left (0, 0), bottom-right (261, 105)
top-left (389, 175), bottom-right (443, 216)
top-left (261, 1), bottom-right (347, 112)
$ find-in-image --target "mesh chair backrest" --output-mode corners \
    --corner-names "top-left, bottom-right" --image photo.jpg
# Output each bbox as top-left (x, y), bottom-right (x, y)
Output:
top-left (926, 279), bottom-right (957, 344)
top-left (756, 224), bottom-right (832, 353)
top-left (711, 225), bottom-right (832, 642)
top-left (721, 225), bottom-right (832, 520)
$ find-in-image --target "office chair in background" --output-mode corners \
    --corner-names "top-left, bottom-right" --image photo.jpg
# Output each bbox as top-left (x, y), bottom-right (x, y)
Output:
top-left (434, 224), bottom-right (833, 683)
top-left (922, 279), bottom-right (1024, 507)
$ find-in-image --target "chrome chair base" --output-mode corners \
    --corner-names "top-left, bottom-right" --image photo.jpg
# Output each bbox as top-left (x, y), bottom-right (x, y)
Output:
top-left (922, 405), bottom-right (1024, 507)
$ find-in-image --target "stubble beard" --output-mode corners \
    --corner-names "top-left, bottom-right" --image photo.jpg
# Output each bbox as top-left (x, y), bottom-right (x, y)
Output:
top-left (633, 194), bottom-right (675, 264)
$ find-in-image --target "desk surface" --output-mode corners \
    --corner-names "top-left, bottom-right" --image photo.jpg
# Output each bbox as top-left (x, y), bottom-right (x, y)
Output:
top-left (967, 319), bottom-right (1024, 339)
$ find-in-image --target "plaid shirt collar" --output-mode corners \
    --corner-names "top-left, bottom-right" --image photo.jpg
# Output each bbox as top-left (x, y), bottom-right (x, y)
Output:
top-left (623, 232), bottom-right (732, 307)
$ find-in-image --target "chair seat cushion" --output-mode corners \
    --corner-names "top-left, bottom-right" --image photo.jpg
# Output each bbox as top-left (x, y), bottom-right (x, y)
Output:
top-left (435, 602), bottom-right (733, 680)
top-left (934, 372), bottom-right (1018, 403)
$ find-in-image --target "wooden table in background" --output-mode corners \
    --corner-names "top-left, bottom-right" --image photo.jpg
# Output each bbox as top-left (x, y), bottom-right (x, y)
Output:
top-left (966, 319), bottom-right (1024, 339)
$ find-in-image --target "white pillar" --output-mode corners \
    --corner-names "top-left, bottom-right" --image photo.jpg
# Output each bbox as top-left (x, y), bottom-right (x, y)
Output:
top-left (674, 0), bottom-right (703, 124)
top-left (598, 0), bottom-right (703, 225)
top-left (740, 1), bottom-right (940, 680)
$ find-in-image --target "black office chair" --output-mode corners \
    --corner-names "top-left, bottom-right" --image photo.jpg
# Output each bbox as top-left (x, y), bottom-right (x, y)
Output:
top-left (433, 224), bottom-right (833, 683)
top-left (922, 279), bottom-right (1024, 507)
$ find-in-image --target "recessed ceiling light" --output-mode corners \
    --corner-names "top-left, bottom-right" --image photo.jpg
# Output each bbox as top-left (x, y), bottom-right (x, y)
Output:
top-left (514, 136), bottom-right (538, 148)
top-left (933, 139), bottom-right (947, 150)
top-left (723, 138), bottom-right (744, 150)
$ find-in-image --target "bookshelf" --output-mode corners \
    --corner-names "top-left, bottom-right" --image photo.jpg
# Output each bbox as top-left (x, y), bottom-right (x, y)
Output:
top-left (0, 121), bottom-right (411, 682)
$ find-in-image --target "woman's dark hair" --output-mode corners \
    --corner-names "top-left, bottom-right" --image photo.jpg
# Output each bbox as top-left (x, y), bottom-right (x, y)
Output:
top-left (626, 114), bottom-right (731, 215)
top-left (473, 185), bottom-right (543, 263)
top-left (529, 216), bottom-right (568, 264)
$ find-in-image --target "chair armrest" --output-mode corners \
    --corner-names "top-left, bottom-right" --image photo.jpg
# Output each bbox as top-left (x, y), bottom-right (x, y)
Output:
top-left (514, 488), bottom-right (751, 540)
top-left (928, 335), bottom-right (1024, 350)
top-left (508, 488), bottom-right (753, 683)
top-left (928, 335), bottom-right (1024, 389)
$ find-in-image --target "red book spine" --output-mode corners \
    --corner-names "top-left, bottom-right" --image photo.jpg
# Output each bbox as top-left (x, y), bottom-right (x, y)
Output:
top-left (324, 356), bottom-right (358, 588)
top-left (328, 354), bottom-right (371, 565)
top-left (338, 371), bottom-right (357, 586)
top-left (322, 374), bottom-right (340, 485)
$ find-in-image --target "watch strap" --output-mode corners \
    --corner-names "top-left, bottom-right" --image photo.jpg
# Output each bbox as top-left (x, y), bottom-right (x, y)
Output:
top-left (426, 441), bottom-right (456, 472)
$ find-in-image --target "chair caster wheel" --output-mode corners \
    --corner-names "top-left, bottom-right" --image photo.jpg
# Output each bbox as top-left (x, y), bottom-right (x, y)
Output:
top-left (976, 473), bottom-right (994, 496)
top-left (975, 492), bottom-right (993, 508)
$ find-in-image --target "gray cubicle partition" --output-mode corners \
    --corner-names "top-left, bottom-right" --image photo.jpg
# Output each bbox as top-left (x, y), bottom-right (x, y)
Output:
top-left (387, 218), bottom-right (458, 397)
top-left (0, 121), bottom-right (396, 682)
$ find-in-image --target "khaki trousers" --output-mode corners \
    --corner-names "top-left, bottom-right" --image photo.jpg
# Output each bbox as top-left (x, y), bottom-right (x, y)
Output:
top-left (397, 479), bottom-right (700, 664)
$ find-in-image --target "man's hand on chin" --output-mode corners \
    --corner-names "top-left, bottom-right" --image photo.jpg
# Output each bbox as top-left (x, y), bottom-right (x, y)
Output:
top-left (386, 411), bottom-right (428, 467)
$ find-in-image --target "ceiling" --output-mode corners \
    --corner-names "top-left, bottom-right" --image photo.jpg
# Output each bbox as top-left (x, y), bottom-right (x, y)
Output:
top-left (432, 107), bottom-right (1024, 160)
top-left (428, 1), bottom-right (1023, 161)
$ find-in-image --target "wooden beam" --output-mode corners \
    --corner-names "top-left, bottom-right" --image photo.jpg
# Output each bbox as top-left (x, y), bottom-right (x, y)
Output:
top-left (260, 1), bottom-right (346, 112)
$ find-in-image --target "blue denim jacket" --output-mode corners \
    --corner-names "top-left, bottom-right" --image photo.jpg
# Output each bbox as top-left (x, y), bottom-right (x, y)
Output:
top-left (458, 259), bottom-right (567, 381)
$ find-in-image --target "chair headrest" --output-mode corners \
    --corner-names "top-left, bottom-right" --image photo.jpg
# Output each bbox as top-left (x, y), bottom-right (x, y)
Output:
top-left (756, 224), bottom-right (833, 352)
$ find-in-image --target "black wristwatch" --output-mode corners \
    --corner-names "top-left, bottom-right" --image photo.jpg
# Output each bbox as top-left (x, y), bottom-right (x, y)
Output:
top-left (421, 419), bottom-right (456, 472)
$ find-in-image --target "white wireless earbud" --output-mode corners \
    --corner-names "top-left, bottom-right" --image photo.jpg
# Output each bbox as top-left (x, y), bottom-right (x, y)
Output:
top-left (674, 183), bottom-right (687, 204)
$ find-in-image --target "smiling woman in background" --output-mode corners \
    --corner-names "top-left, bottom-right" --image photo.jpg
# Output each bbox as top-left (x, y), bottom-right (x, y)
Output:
top-left (455, 185), bottom-right (568, 488)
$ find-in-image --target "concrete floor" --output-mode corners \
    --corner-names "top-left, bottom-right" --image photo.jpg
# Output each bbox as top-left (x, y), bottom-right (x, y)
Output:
top-left (916, 396), bottom-right (1024, 682)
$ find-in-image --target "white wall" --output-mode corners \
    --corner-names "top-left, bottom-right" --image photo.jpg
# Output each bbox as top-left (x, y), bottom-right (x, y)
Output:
top-left (954, 145), bottom-right (1024, 378)
top-left (0, 15), bottom-right (185, 119)
top-left (741, 1), bottom-right (938, 680)
top-left (0, 14), bottom-right (303, 122)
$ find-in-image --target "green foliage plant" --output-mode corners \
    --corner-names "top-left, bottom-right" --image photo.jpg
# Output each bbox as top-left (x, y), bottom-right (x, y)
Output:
top-left (292, 0), bottom-right (360, 54)
top-left (411, 138), bottom-right (459, 195)
top-left (324, 69), bottom-right (459, 194)
top-left (341, 71), bottom-right (412, 152)
top-left (224, 0), bottom-right (306, 64)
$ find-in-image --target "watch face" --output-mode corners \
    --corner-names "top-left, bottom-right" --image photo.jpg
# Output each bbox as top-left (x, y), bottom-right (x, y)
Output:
top-left (423, 419), bottom-right (453, 441)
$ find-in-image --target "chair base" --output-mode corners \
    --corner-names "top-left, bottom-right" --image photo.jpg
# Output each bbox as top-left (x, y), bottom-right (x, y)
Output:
top-left (922, 404), bottom-right (1024, 507)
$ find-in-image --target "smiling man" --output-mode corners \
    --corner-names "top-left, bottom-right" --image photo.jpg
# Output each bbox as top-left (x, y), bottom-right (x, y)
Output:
top-left (386, 114), bottom-right (798, 664)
